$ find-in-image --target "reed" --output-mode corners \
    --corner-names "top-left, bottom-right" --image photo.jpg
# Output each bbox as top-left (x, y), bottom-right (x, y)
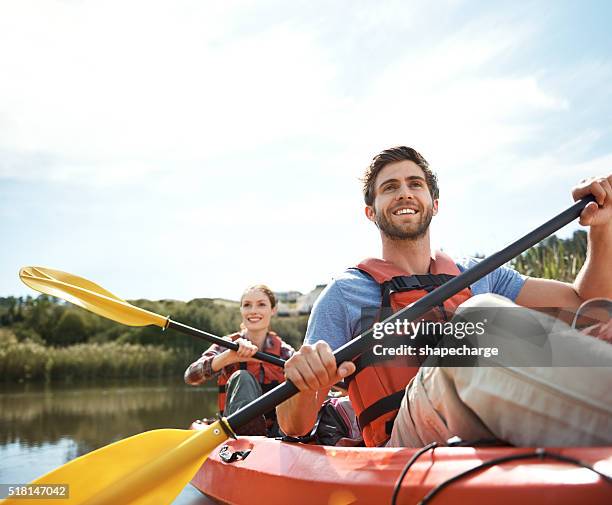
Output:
top-left (512, 231), bottom-right (587, 282)
top-left (0, 336), bottom-right (190, 382)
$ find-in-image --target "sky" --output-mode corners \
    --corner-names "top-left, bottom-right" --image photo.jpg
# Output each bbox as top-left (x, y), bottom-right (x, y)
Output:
top-left (1, 0), bottom-right (611, 302)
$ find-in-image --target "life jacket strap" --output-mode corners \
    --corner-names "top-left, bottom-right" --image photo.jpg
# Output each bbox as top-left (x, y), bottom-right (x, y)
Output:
top-left (357, 390), bottom-right (405, 431)
top-left (380, 274), bottom-right (456, 324)
top-left (387, 273), bottom-right (455, 293)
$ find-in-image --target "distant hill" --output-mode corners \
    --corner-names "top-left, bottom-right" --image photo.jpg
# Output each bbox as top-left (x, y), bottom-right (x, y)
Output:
top-left (276, 284), bottom-right (326, 316)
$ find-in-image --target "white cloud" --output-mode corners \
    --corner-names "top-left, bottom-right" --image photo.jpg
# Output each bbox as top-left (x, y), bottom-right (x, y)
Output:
top-left (1, 1), bottom-right (610, 300)
top-left (0, 0), bottom-right (572, 186)
top-left (0, 1), bottom-right (341, 176)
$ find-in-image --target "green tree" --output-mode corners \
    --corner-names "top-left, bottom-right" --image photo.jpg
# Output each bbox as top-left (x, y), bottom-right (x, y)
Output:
top-left (52, 310), bottom-right (87, 346)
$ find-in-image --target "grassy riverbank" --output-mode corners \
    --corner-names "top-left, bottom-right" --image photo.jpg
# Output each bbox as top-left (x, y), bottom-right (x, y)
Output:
top-left (0, 330), bottom-right (189, 382)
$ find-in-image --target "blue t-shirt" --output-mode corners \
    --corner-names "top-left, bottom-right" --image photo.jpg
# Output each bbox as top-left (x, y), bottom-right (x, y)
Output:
top-left (304, 258), bottom-right (526, 350)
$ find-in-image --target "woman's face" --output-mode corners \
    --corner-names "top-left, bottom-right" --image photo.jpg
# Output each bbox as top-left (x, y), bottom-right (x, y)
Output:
top-left (240, 289), bottom-right (275, 332)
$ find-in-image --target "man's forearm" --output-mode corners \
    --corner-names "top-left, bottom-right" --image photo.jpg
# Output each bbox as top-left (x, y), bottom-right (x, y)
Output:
top-left (276, 388), bottom-right (327, 437)
top-left (574, 223), bottom-right (612, 300)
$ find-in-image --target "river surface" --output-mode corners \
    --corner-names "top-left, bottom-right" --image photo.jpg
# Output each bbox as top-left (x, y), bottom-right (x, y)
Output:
top-left (0, 379), bottom-right (220, 504)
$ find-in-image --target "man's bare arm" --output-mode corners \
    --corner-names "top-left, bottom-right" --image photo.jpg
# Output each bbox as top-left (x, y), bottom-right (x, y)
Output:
top-left (516, 175), bottom-right (612, 309)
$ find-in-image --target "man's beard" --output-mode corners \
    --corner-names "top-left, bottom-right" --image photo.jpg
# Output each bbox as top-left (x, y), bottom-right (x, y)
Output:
top-left (375, 205), bottom-right (434, 241)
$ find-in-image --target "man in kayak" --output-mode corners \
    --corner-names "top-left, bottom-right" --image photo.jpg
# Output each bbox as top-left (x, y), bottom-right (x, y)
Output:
top-left (277, 146), bottom-right (612, 447)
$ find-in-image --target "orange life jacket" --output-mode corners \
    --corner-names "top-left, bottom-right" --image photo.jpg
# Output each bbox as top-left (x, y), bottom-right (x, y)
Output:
top-left (347, 251), bottom-right (472, 447)
top-left (217, 331), bottom-right (286, 416)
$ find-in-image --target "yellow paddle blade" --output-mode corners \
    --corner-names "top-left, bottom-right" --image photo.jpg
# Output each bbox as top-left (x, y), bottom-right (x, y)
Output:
top-left (19, 266), bottom-right (168, 328)
top-left (0, 421), bottom-right (230, 505)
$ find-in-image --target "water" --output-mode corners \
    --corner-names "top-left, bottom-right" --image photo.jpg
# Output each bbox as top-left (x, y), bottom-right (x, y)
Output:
top-left (0, 379), bottom-right (220, 504)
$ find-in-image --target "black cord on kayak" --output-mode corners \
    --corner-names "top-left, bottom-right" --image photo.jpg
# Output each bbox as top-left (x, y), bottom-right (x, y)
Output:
top-left (390, 437), bottom-right (507, 505)
top-left (390, 442), bottom-right (437, 505)
top-left (417, 448), bottom-right (612, 505)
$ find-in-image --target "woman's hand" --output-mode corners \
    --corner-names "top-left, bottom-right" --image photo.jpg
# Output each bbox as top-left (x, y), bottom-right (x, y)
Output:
top-left (211, 337), bottom-right (260, 371)
top-left (233, 337), bottom-right (259, 362)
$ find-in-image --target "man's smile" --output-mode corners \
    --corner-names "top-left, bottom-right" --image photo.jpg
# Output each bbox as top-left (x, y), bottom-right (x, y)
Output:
top-left (392, 206), bottom-right (419, 216)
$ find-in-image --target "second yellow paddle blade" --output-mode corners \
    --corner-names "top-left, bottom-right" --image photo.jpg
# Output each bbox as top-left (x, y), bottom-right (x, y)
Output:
top-left (19, 266), bottom-right (168, 328)
top-left (0, 422), bottom-right (230, 505)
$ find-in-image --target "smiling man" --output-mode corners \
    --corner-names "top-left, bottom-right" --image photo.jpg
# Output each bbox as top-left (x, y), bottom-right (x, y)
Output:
top-left (277, 146), bottom-right (612, 448)
top-left (369, 161), bottom-right (437, 241)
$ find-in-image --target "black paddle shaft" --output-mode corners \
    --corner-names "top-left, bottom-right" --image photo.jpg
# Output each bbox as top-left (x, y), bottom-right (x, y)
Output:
top-left (227, 196), bottom-right (595, 430)
top-left (166, 320), bottom-right (286, 368)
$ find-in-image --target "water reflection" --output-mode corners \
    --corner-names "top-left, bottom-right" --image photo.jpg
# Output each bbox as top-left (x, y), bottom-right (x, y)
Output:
top-left (0, 379), bottom-right (218, 504)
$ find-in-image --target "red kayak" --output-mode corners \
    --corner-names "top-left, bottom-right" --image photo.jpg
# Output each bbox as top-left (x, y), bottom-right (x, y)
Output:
top-left (190, 422), bottom-right (612, 504)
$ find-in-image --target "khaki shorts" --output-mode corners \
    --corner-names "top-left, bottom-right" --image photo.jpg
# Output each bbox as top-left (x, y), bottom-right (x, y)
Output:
top-left (389, 294), bottom-right (612, 447)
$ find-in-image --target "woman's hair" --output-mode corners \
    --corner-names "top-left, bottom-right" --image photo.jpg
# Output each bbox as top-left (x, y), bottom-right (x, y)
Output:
top-left (240, 284), bottom-right (277, 309)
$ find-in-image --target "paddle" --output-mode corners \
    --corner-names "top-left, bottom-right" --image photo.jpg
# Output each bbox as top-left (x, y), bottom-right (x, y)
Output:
top-left (18, 267), bottom-right (285, 368)
top-left (3, 196), bottom-right (593, 505)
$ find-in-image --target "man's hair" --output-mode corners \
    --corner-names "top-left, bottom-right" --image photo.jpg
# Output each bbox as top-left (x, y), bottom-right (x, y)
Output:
top-left (361, 146), bottom-right (439, 205)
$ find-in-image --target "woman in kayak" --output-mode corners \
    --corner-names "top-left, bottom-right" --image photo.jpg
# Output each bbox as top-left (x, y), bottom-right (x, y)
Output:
top-left (184, 284), bottom-right (294, 435)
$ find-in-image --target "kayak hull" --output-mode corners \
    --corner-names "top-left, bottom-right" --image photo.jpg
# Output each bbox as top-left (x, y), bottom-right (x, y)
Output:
top-left (189, 424), bottom-right (612, 504)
